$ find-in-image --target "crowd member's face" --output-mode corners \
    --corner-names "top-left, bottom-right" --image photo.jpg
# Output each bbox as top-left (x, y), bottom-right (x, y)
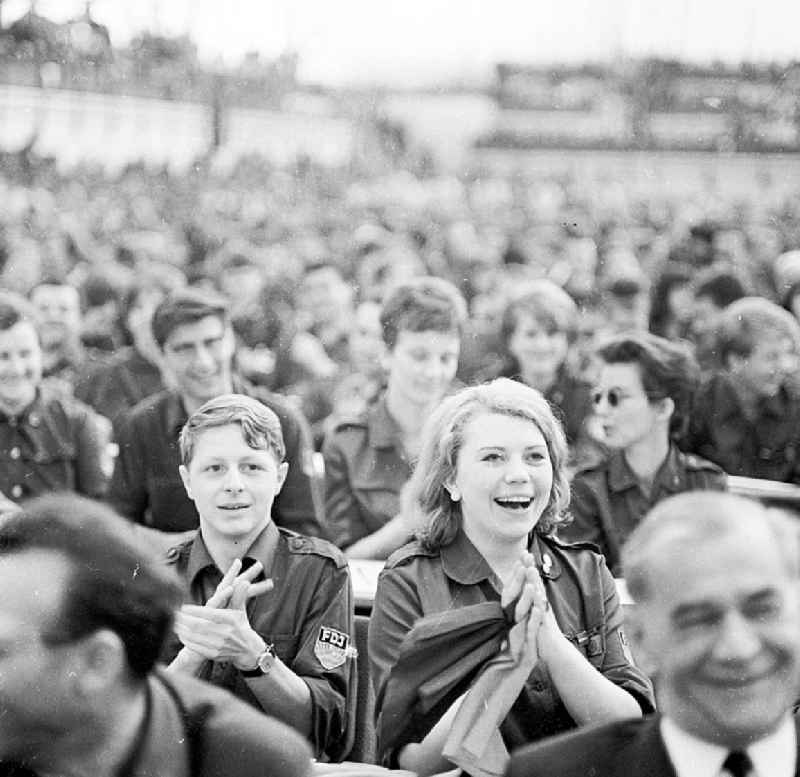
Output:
top-left (298, 267), bottom-right (352, 330)
top-left (180, 423), bottom-right (287, 546)
top-left (688, 295), bottom-right (722, 341)
top-left (632, 523), bottom-right (800, 748)
top-left (0, 550), bottom-right (84, 758)
top-left (728, 335), bottom-right (797, 399)
top-left (508, 313), bottom-right (569, 380)
top-left (0, 321), bottom-right (43, 413)
top-left (161, 316), bottom-right (235, 406)
top-left (30, 285), bottom-right (81, 350)
top-left (592, 362), bottom-right (668, 451)
top-left (451, 412), bottom-right (553, 548)
top-left (384, 329), bottom-right (459, 408)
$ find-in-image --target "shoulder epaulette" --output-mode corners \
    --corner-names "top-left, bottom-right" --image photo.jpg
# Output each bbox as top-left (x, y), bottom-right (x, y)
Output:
top-left (165, 537), bottom-right (194, 565)
top-left (384, 540), bottom-right (437, 570)
top-left (283, 531), bottom-right (348, 570)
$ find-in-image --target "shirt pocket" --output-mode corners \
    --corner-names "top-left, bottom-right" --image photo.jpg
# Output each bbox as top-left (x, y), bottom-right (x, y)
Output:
top-left (24, 443), bottom-right (77, 491)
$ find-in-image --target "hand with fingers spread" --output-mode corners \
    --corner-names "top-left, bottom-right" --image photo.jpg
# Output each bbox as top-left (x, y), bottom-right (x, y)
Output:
top-left (168, 558), bottom-right (273, 674)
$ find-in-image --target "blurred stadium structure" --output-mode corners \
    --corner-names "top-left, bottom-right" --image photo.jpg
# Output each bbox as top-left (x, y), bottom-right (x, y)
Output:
top-left (1, 6), bottom-right (800, 175)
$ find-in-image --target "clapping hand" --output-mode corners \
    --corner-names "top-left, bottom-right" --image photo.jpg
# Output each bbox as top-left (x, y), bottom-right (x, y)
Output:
top-left (500, 552), bottom-right (549, 668)
top-left (170, 559), bottom-right (273, 674)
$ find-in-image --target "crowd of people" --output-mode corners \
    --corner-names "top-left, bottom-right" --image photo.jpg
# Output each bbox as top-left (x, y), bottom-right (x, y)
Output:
top-left (2, 148), bottom-right (800, 775)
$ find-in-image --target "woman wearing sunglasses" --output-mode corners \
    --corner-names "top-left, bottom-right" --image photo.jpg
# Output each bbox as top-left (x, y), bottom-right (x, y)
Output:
top-left (563, 333), bottom-right (726, 575)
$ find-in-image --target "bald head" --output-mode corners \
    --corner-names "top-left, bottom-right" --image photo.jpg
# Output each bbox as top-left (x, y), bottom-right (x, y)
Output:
top-left (623, 491), bottom-right (800, 604)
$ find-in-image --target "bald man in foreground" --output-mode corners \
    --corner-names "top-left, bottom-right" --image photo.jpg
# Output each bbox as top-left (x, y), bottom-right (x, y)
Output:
top-left (508, 491), bottom-right (800, 777)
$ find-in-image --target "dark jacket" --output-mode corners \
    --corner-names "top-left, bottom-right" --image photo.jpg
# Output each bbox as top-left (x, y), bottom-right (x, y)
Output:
top-left (368, 529), bottom-right (655, 765)
top-left (75, 346), bottom-right (165, 425)
top-left (0, 386), bottom-right (109, 502)
top-left (109, 377), bottom-right (325, 537)
top-left (322, 395), bottom-right (413, 549)
top-left (683, 373), bottom-right (800, 483)
top-left (506, 714), bottom-right (800, 777)
top-left (165, 523), bottom-right (356, 761)
top-left (0, 669), bottom-right (312, 777)
top-left (565, 445), bottom-right (726, 575)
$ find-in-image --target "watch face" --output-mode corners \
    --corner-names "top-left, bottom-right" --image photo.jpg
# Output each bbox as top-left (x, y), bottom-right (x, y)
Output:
top-left (257, 644), bottom-right (276, 673)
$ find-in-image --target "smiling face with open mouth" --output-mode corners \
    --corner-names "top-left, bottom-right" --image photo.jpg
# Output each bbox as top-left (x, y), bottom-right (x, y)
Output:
top-left (449, 411), bottom-right (554, 548)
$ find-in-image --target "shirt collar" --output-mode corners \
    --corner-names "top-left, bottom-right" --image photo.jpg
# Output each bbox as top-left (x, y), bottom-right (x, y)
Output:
top-left (661, 715), bottom-right (796, 777)
top-left (367, 395), bottom-right (403, 450)
top-left (121, 675), bottom-right (190, 777)
top-left (186, 521), bottom-right (280, 587)
top-left (607, 450), bottom-right (639, 493)
top-left (439, 529), bottom-right (562, 586)
top-left (607, 445), bottom-right (685, 494)
top-left (0, 388), bottom-right (44, 426)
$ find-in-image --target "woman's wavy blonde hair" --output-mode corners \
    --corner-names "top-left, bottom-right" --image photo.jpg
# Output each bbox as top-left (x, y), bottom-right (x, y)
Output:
top-left (403, 378), bottom-right (571, 552)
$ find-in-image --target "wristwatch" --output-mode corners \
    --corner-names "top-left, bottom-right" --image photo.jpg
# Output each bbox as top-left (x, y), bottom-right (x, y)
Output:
top-left (241, 642), bottom-right (277, 677)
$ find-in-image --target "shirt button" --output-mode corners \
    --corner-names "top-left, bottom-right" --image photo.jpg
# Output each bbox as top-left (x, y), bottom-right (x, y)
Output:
top-left (10, 484), bottom-right (23, 499)
top-left (9, 447), bottom-right (20, 460)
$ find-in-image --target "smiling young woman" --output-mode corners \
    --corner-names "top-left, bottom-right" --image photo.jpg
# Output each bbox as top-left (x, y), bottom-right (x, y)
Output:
top-left (368, 378), bottom-right (654, 776)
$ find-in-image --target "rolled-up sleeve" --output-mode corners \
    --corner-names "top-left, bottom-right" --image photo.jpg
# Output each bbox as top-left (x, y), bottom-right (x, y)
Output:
top-left (597, 561), bottom-right (655, 714)
top-left (273, 558), bottom-right (356, 761)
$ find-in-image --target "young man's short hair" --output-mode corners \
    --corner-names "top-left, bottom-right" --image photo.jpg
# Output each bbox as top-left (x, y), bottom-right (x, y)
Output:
top-left (151, 287), bottom-right (229, 350)
top-left (379, 276), bottom-right (467, 350)
top-left (179, 393), bottom-right (286, 466)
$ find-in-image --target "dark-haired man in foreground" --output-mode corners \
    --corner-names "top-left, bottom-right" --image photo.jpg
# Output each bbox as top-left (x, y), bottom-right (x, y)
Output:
top-left (0, 493), bottom-right (311, 777)
top-left (508, 491), bottom-right (800, 777)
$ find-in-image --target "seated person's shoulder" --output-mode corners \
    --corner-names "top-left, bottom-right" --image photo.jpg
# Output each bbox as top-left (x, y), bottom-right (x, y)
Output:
top-left (540, 530), bottom-right (605, 560)
top-left (164, 535), bottom-right (196, 569)
top-left (384, 538), bottom-right (438, 571)
top-left (571, 455), bottom-right (612, 485)
top-left (678, 451), bottom-right (727, 486)
top-left (509, 716), bottom-right (648, 777)
top-left (153, 669), bottom-right (312, 776)
top-left (281, 529), bottom-right (349, 570)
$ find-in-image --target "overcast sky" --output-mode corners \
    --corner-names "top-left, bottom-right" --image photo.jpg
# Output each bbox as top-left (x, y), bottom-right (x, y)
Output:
top-left (4, 0), bottom-right (799, 86)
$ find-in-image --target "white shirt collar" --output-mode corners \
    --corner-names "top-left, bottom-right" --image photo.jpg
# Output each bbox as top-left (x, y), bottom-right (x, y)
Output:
top-left (660, 715), bottom-right (796, 777)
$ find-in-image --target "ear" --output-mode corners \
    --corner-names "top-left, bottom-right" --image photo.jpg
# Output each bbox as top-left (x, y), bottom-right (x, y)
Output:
top-left (179, 464), bottom-right (193, 500)
top-left (76, 629), bottom-right (129, 695)
top-left (656, 396), bottom-right (675, 423)
top-left (274, 462), bottom-right (289, 495)
top-left (444, 481), bottom-right (461, 502)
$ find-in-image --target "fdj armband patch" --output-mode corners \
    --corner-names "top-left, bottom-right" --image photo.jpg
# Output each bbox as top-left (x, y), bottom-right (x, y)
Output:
top-left (314, 626), bottom-right (355, 670)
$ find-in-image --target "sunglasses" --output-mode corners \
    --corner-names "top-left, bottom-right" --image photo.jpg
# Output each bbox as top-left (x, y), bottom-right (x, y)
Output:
top-left (592, 388), bottom-right (626, 408)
